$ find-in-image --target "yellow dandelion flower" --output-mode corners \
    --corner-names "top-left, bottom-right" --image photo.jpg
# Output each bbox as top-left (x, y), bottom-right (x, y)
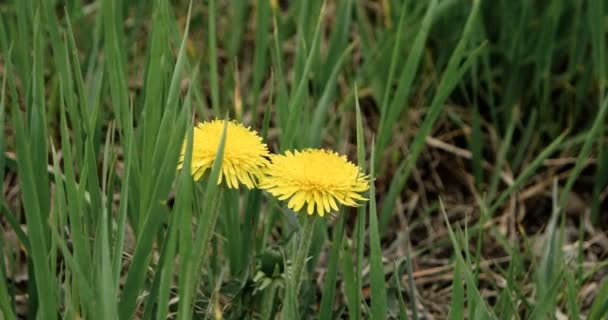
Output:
top-left (259, 149), bottom-right (369, 217)
top-left (178, 120), bottom-right (270, 189)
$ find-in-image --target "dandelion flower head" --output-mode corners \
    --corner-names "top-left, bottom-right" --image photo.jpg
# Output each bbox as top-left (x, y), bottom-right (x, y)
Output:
top-left (260, 149), bottom-right (369, 216)
top-left (178, 120), bottom-right (270, 189)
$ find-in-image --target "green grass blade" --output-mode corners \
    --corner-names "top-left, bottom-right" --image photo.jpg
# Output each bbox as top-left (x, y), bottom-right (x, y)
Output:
top-left (102, 0), bottom-right (129, 131)
top-left (354, 85), bottom-right (367, 320)
top-left (341, 242), bottom-right (358, 317)
top-left (309, 43), bottom-right (355, 146)
top-left (403, 229), bottom-right (418, 320)
top-left (283, 1), bottom-right (326, 149)
top-left (490, 131), bottom-right (566, 214)
top-left (319, 214), bottom-right (345, 320)
top-left (559, 95), bottom-right (608, 208)
top-left (564, 268), bottom-right (580, 319)
top-left (368, 142), bottom-right (387, 320)
top-left (177, 119), bottom-right (228, 320)
top-left (96, 128), bottom-right (119, 320)
top-left (487, 111), bottom-right (517, 202)
top-left (589, 278), bottom-right (608, 320)
top-left (376, 0), bottom-right (438, 169)
top-left (391, 263), bottom-right (409, 320)
top-left (9, 14), bottom-right (57, 318)
top-left (118, 107), bottom-right (189, 319)
top-left (250, 0), bottom-right (271, 108)
top-left (448, 258), bottom-right (464, 320)
top-left (379, 0), bottom-right (482, 233)
top-left (440, 200), bottom-right (494, 319)
top-left (208, 0), bottom-right (220, 116)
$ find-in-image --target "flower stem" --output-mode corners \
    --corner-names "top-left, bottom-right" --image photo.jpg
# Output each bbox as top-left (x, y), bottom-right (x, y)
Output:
top-left (292, 214), bottom-right (317, 294)
top-left (279, 215), bottom-right (317, 318)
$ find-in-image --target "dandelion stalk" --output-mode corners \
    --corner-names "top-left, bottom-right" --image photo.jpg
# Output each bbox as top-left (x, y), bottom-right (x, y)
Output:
top-left (291, 214), bottom-right (317, 292)
top-left (280, 214), bottom-right (317, 318)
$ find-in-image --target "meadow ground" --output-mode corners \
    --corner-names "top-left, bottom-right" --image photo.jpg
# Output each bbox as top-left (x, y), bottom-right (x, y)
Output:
top-left (0, 0), bottom-right (607, 319)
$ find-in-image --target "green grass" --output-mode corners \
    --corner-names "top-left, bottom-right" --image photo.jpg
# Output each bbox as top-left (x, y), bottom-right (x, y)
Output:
top-left (1, 0), bottom-right (607, 319)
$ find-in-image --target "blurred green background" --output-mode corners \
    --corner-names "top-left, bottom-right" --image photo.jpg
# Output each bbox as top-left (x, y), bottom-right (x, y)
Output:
top-left (0, 0), bottom-right (607, 319)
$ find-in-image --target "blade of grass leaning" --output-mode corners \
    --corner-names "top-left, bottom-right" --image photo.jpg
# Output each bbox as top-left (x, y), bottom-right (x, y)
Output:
top-left (102, 0), bottom-right (129, 131)
top-left (379, 0), bottom-right (482, 233)
top-left (403, 228), bottom-right (418, 320)
top-left (139, 0), bottom-right (174, 229)
top-left (156, 87), bottom-right (195, 320)
top-left (322, 0), bottom-right (353, 84)
top-left (487, 110), bottom-right (517, 202)
top-left (50, 142), bottom-right (96, 313)
top-left (341, 234), bottom-right (359, 319)
top-left (559, 95), bottom-right (608, 208)
top-left (177, 119), bottom-right (228, 320)
top-left (447, 257), bottom-right (464, 320)
top-left (30, 8), bottom-right (51, 229)
top-left (470, 104), bottom-right (484, 188)
top-left (589, 278), bottom-right (608, 319)
top-left (0, 199), bottom-right (30, 252)
top-left (376, 0), bottom-right (438, 170)
top-left (177, 123), bottom-right (195, 319)
top-left (64, 9), bottom-right (98, 136)
top-left (488, 130), bottom-right (566, 214)
top-left (140, 205), bottom-right (177, 319)
top-left (531, 179), bottom-right (563, 318)
top-left (118, 1), bottom-right (192, 313)
top-left (354, 85), bottom-right (366, 320)
top-left (222, 189), bottom-right (244, 275)
top-left (368, 142), bottom-right (388, 320)
top-left (528, 272), bottom-right (564, 320)
top-left (57, 89), bottom-right (89, 312)
top-left (440, 199), bottom-right (494, 319)
top-left (44, 3), bottom-right (86, 168)
top-left (96, 126), bottom-right (119, 320)
top-left (511, 109), bottom-right (538, 171)
top-left (319, 213), bottom-right (345, 320)
top-left (112, 124), bottom-right (133, 285)
top-left (391, 263), bottom-right (409, 320)
top-left (375, 0), bottom-right (410, 149)
top-left (283, 1), bottom-right (326, 149)
top-left (564, 267), bottom-right (580, 319)
top-left (118, 106), bottom-right (189, 318)
top-left (9, 15), bottom-right (57, 318)
top-left (309, 43), bottom-right (355, 146)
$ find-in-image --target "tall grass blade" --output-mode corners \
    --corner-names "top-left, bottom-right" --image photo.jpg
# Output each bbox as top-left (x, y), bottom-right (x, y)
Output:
top-left (379, 0), bottom-right (482, 233)
top-left (369, 142), bottom-right (388, 320)
top-left (354, 85), bottom-right (367, 320)
top-left (177, 119), bottom-right (228, 320)
top-left (318, 215), bottom-right (345, 320)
